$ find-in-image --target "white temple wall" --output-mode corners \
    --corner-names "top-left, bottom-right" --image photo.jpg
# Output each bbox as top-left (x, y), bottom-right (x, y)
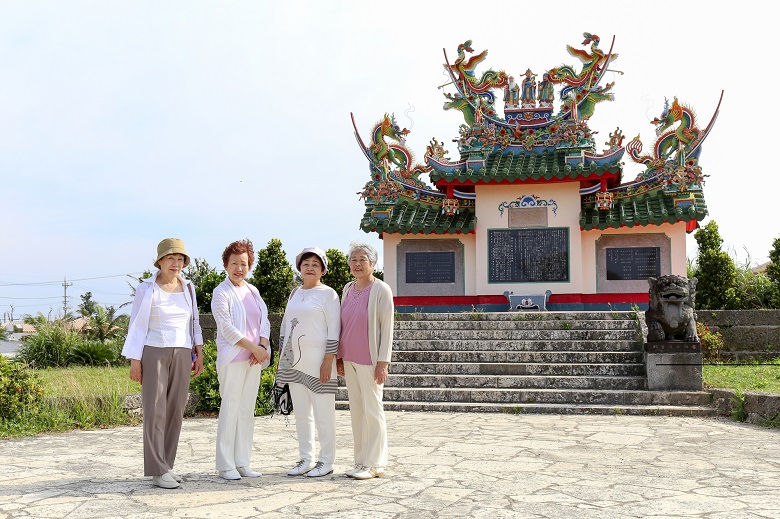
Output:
top-left (474, 181), bottom-right (583, 296)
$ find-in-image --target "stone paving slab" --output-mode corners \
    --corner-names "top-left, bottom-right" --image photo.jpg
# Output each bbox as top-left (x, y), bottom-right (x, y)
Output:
top-left (1, 411), bottom-right (779, 518)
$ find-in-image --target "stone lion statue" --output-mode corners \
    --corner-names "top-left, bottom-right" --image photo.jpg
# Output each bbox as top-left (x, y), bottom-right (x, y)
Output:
top-left (645, 275), bottom-right (699, 342)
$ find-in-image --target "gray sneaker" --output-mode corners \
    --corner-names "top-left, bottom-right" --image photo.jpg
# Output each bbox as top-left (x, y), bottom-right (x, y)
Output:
top-left (306, 461), bottom-right (333, 478)
top-left (287, 459), bottom-right (316, 476)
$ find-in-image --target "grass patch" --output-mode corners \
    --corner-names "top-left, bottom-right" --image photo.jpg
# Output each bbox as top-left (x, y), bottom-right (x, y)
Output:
top-left (703, 358), bottom-right (780, 393)
top-left (0, 365), bottom-right (141, 439)
top-left (35, 365), bottom-right (140, 398)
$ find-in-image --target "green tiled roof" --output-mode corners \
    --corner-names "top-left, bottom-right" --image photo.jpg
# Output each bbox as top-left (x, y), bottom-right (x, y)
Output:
top-left (580, 189), bottom-right (707, 230)
top-left (360, 199), bottom-right (476, 235)
top-left (429, 150), bottom-right (621, 184)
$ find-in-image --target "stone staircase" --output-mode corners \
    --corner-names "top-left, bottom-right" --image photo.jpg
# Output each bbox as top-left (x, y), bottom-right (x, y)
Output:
top-left (336, 311), bottom-right (716, 417)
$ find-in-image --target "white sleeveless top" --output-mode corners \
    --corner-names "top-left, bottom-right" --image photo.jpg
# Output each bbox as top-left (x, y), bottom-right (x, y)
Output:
top-left (145, 290), bottom-right (192, 348)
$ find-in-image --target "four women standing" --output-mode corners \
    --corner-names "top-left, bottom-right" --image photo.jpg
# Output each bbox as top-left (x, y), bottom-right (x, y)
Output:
top-left (125, 238), bottom-right (393, 486)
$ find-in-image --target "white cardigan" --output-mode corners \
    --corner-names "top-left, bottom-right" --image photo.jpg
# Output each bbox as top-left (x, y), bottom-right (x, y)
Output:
top-left (122, 271), bottom-right (203, 361)
top-left (211, 278), bottom-right (271, 374)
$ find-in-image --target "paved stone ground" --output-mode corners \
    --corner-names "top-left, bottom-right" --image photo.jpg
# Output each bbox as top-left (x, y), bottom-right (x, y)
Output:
top-left (1, 411), bottom-right (779, 518)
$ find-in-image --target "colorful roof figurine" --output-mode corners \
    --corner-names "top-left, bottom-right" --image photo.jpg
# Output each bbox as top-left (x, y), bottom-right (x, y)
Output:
top-left (352, 33), bottom-right (722, 235)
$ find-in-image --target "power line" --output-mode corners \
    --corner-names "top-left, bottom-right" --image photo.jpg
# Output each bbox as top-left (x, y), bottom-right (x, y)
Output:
top-left (0, 272), bottom-right (143, 287)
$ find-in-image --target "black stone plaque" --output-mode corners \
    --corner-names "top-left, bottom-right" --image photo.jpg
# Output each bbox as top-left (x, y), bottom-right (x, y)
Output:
top-left (606, 247), bottom-right (660, 280)
top-left (405, 251), bottom-right (455, 284)
top-left (488, 228), bottom-right (569, 283)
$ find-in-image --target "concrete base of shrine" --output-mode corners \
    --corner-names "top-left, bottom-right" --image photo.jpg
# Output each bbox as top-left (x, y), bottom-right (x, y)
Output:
top-left (645, 341), bottom-right (703, 391)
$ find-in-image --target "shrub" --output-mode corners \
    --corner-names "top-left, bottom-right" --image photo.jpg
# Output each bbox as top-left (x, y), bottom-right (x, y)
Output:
top-left (16, 322), bottom-right (81, 368)
top-left (105, 337), bottom-right (130, 366)
top-left (0, 355), bottom-right (44, 420)
top-left (69, 341), bottom-right (115, 366)
top-left (189, 340), bottom-right (276, 415)
top-left (697, 322), bottom-right (724, 361)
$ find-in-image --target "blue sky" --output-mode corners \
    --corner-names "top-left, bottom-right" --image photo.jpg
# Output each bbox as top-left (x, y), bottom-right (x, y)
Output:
top-left (0, 1), bottom-right (772, 318)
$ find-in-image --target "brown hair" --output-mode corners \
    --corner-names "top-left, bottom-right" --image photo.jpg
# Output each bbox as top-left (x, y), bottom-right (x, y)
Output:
top-left (222, 239), bottom-right (255, 269)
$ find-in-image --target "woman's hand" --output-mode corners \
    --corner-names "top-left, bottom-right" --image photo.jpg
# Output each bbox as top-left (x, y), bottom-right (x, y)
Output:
top-left (250, 344), bottom-right (270, 365)
top-left (374, 361), bottom-right (390, 385)
top-left (191, 347), bottom-right (204, 377)
top-left (130, 359), bottom-right (142, 383)
top-left (336, 358), bottom-right (345, 377)
top-left (320, 354), bottom-right (335, 384)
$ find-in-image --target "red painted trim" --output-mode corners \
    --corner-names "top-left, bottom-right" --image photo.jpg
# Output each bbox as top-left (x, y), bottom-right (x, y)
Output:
top-left (394, 293), bottom-right (649, 306)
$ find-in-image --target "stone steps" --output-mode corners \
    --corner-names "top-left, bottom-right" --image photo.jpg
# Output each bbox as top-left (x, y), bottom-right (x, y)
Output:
top-left (339, 387), bottom-right (710, 406)
top-left (385, 374), bottom-right (648, 390)
top-left (335, 401), bottom-right (717, 417)
top-left (391, 361), bottom-right (645, 376)
top-left (393, 329), bottom-right (638, 341)
top-left (393, 351), bottom-right (643, 364)
top-left (396, 320), bottom-right (637, 331)
top-left (393, 340), bottom-right (642, 352)
top-left (335, 311), bottom-right (713, 417)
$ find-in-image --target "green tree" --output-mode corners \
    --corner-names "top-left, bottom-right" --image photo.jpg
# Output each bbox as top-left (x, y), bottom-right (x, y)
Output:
top-left (78, 292), bottom-right (98, 318)
top-left (197, 271), bottom-right (226, 314)
top-left (184, 258), bottom-right (226, 313)
top-left (85, 305), bottom-right (129, 342)
top-left (249, 238), bottom-right (295, 313)
top-left (0, 326), bottom-right (7, 341)
top-left (693, 221), bottom-right (737, 309)
top-left (322, 248), bottom-right (352, 298)
top-left (767, 237), bottom-right (780, 308)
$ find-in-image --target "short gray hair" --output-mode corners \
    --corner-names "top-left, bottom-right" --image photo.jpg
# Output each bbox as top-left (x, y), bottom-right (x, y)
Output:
top-left (348, 241), bottom-right (379, 268)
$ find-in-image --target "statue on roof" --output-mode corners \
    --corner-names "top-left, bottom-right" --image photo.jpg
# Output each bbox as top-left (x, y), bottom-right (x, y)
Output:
top-left (538, 73), bottom-right (555, 107)
top-left (503, 76), bottom-right (520, 108)
top-left (521, 69), bottom-right (537, 108)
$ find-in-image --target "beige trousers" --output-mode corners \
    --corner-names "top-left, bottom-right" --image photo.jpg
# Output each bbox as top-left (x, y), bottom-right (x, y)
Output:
top-left (342, 361), bottom-right (388, 468)
top-left (141, 346), bottom-right (191, 476)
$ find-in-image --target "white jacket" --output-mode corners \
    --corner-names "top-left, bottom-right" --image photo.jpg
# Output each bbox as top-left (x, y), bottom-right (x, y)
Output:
top-left (122, 271), bottom-right (203, 361)
top-left (211, 278), bottom-right (271, 375)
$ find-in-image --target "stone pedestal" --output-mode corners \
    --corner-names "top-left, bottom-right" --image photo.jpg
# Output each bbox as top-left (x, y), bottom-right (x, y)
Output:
top-left (645, 341), bottom-right (702, 391)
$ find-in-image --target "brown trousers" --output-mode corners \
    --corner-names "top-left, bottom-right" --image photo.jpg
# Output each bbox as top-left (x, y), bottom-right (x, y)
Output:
top-left (141, 346), bottom-right (191, 476)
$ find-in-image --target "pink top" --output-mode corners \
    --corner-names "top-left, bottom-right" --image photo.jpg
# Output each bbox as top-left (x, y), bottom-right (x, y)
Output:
top-left (338, 282), bottom-right (373, 365)
top-left (232, 283), bottom-right (261, 363)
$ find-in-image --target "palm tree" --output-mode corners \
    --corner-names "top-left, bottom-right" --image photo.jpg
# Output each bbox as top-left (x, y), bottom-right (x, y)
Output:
top-left (86, 305), bottom-right (129, 342)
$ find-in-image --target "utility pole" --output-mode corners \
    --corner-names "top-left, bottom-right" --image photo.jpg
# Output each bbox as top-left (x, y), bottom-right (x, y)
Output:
top-left (63, 277), bottom-right (73, 317)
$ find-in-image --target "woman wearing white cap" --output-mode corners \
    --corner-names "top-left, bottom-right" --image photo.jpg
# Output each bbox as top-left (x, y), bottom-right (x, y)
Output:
top-left (276, 246), bottom-right (341, 477)
top-left (123, 238), bottom-right (204, 489)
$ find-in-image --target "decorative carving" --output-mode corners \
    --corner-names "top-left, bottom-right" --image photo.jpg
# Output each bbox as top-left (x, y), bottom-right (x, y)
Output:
top-left (498, 195), bottom-right (558, 217)
top-left (645, 275), bottom-right (699, 342)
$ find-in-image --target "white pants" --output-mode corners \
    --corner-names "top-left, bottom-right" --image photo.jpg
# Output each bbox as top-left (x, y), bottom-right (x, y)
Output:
top-left (216, 360), bottom-right (262, 471)
top-left (343, 361), bottom-right (388, 468)
top-left (288, 382), bottom-right (336, 465)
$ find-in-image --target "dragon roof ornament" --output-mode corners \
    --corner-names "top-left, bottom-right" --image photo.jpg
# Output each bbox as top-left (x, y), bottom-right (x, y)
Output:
top-left (351, 33), bottom-right (722, 235)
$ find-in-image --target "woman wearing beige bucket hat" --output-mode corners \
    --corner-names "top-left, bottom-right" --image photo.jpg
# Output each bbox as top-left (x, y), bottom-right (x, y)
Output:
top-left (122, 238), bottom-right (204, 489)
top-left (276, 246), bottom-right (341, 478)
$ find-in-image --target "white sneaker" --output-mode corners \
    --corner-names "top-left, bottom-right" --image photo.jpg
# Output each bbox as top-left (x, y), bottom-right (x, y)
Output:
top-left (218, 469), bottom-right (242, 480)
top-left (167, 471), bottom-right (182, 483)
top-left (152, 472), bottom-right (180, 489)
top-left (287, 460), bottom-right (316, 476)
top-left (306, 461), bottom-right (333, 478)
top-left (352, 466), bottom-right (384, 480)
top-left (237, 466), bottom-right (262, 478)
top-left (345, 465), bottom-right (365, 477)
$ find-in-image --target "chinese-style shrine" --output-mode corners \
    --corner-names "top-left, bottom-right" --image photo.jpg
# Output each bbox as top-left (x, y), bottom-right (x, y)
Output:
top-left (352, 34), bottom-right (722, 311)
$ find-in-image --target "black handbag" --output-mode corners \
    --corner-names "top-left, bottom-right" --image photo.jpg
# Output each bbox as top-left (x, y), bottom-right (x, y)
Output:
top-left (271, 381), bottom-right (293, 415)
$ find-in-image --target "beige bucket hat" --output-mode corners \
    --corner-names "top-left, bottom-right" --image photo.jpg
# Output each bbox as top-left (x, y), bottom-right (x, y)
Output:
top-left (154, 238), bottom-right (191, 269)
